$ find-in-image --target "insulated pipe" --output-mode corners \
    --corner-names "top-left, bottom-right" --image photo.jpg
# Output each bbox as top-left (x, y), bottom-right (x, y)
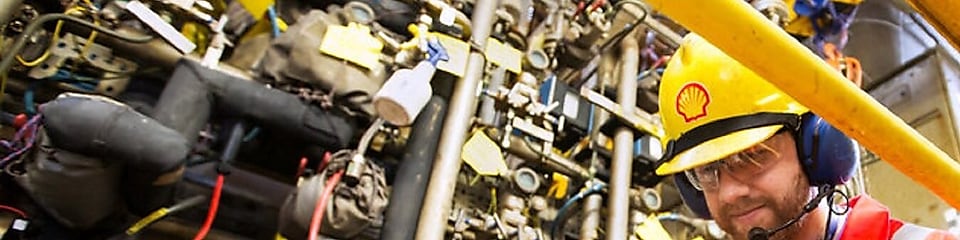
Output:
top-left (415, 0), bottom-right (499, 238)
top-left (40, 94), bottom-right (190, 214)
top-left (381, 96), bottom-right (447, 240)
top-left (154, 59), bottom-right (355, 149)
top-left (607, 31), bottom-right (638, 240)
top-left (152, 60), bottom-right (213, 145)
top-left (646, 0), bottom-right (960, 209)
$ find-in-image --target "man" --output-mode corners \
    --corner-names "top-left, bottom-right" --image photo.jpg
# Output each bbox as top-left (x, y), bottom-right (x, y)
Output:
top-left (654, 34), bottom-right (958, 240)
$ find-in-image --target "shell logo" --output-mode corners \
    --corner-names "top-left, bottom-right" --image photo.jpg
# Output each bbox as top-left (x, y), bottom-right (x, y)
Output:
top-left (676, 82), bottom-right (710, 123)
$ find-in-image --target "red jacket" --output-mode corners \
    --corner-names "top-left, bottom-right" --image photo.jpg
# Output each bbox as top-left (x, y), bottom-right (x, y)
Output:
top-left (838, 195), bottom-right (958, 240)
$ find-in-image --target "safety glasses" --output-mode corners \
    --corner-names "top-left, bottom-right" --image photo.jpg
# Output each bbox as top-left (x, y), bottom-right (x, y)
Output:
top-left (685, 142), bottom-right (781, 191)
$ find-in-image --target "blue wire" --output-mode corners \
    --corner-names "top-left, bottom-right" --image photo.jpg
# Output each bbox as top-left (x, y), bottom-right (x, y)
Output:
top-left (551, 183), bottom-right (606, 238)
top-left (267, 6), bottom-right (281, 38)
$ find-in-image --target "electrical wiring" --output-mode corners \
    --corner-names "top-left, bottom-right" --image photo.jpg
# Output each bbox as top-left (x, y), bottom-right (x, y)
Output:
top-left (15, 7), bottom-right (86, 67)
top-left (550, 182), bottom-right (605, 239)
top-left (125, 195), bottom-right (206, 236)
top-left (0, 13), bottom-right (154, 111)
top-left (307, 170), bottom-right (345, 240)
top-left (193, 174), bottom-right (225, 240)
top-left (0, 205), bottom-right (27, 219)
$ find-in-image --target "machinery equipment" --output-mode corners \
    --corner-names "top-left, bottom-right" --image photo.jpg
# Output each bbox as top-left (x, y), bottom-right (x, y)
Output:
top-left (0, 0), bottom-right (953, 239)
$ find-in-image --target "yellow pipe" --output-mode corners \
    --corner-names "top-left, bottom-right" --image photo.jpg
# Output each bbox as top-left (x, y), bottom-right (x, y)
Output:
top-left (645, 0), bottom-right (960, 209)
top-left (907, 0), bottom-right (960, 53)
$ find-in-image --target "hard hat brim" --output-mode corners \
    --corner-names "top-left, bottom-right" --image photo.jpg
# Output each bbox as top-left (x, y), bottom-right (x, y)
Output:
top-left (655, 125), bottom-right (783, 175)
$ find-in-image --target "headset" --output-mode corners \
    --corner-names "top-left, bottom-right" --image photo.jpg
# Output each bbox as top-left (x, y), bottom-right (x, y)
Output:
top-left (673, 113), bottom-right (860, 219)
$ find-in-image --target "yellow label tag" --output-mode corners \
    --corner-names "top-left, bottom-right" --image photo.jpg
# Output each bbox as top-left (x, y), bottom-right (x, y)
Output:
top-left (432, 33), bottom-right (469, 77)
top-left (240, 16), bottom-right (288, 42)
top-left (485, 38), bottom-right (523, 74)
top-left (550, 173), bottom-right (570, 199)
top-left (126, 208), bottom-right (169, 235)
top-left (319, 23), bottom-right (384, 70)
top-left (239, 0), bottom-right (275, 20)
top-left (461, 131), bottom-right (507, 176)
top-left (634, 214), bottom-right (673, 240)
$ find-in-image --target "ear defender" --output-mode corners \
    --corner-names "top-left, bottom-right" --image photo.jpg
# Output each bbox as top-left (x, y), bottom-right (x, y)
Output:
top-left (673, 114), bottom-right (859, 219)
top-left (798, 113), bottom-right (860, 186)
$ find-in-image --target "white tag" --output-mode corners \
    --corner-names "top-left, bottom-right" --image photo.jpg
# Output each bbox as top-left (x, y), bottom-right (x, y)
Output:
top-left (439, 7), bottom-right (456, 26)
top-left (12, 219), bottom-right (28, 231)
top-left (563, 91), bottom-right (579, 119)
top-left (126, 1), bottom-right (197, 54)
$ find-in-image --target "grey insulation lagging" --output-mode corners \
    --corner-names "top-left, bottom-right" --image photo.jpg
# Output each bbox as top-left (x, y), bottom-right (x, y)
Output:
top-left (153, 59), bottom-right (355, 150)
top-left (39, 95), bottom-right (191, 214)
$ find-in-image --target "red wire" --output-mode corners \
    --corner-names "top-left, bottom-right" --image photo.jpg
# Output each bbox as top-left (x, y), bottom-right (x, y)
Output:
top-left (296, 157), bottom-right (308, 180)
top-left (193, 174), bottom-right (225, 240)
top-left (307, 170), bottom-right (344, 240)
top-left (0, 205), bottom-right (27, 218)
top-left (588, 0), bottom-right (605, 12)
top-left (317, 152), bottom-right (332, 172)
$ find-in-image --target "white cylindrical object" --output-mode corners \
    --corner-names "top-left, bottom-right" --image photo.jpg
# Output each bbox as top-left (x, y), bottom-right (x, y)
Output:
top-left (373, 62), bottom-right (436, 126)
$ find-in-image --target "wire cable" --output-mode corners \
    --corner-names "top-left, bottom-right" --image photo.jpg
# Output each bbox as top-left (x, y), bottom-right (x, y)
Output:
top-left (307, 170), bottom-right (345, 240)
top-left (193, 174), bottom-right (224, 240)
top-left (1, 13), bottom-right (153, 109)
top-left (0, 205), bottom-right (27, 219)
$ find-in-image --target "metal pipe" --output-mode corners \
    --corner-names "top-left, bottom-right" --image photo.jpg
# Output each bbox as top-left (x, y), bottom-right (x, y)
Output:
top-left (381, 96), bottom-right (447, 240)
top-left (646, 0), bottom-right (960, 209)
top-left (0, 0), bottom-right (23, 30)
top-left (607, 31), bottom-right (639, 240)
top-left (907, 0), bottom-right (960, 52)
top-left (415, 0), bottom-right (499, 238)
top-left (479, 66), bottom-right (506, 126)
top-left (580, 194), bottom-right (603, 240)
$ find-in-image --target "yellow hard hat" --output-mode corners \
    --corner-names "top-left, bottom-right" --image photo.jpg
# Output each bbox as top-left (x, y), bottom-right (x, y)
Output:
top-left (655, 34), bottom-right (808, 176)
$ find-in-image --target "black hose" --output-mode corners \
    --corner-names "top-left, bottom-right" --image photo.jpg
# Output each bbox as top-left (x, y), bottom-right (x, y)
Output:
top-left (380, 96), bottom-right (447, 240)
top-left (0, 14), bottom-right (154, 78)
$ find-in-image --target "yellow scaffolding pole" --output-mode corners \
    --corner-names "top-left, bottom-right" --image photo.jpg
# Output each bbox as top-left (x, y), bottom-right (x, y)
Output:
top-left (907, 0), bottom-right (960, 53)
top-left (645, 0), bottom-right (960, 209)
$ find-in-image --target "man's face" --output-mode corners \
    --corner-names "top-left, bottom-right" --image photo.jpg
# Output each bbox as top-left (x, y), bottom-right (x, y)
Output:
top-left (701, 132), bottom-right (812, 240)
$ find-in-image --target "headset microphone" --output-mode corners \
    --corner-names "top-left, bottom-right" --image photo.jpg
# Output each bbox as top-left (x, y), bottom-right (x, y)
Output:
top-left (747, 185), bottom-right (833, 240)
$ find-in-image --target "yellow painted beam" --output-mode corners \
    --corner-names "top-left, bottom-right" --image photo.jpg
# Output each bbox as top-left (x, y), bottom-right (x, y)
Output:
top-left (645, 0), bottom-right (960, 209)
top-left (907, 0), bottom-right (960, 53)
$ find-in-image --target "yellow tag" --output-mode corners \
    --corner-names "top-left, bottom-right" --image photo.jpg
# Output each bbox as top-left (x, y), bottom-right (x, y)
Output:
top-left (431, 33), bottom-right (469, 77)
top-left (550, 173), bottom-right (570, 199)
top-left (240, 16), bottom-right (288, 42)
top-left (485, 38), bottom-right (523, 74)
top-left (634, 214), bottom-right (673, 240)
top-left (319, 23), bottom-right (384, 70)
top-left (461, 131), bottom-right (507, 176)
top-left (785, 16), bottom-right (815, 37)
top-left (126, 208), bottom-right (169, 235)
top-left (239, 0), bottom-right (275, 20)
top-left (692, 237), bottom-right (705, 240)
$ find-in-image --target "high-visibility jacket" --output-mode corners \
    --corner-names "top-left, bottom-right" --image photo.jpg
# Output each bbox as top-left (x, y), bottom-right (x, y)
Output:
top-left (835, 195), bottom-right (958, 240)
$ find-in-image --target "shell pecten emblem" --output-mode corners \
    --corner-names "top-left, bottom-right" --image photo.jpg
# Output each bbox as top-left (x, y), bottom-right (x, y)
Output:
top-left (676, 82), bottom-right (710, 123)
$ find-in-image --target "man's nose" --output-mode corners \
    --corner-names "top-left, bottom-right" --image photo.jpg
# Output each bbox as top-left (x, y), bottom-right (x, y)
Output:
top-left (716, 170), bottom-right (752, 204)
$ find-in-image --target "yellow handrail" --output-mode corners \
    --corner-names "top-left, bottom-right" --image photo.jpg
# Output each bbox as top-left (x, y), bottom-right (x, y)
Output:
top-left (645, 0), bottom-right (960, 209)
top-left (907, 0), bottom-right (960, 52)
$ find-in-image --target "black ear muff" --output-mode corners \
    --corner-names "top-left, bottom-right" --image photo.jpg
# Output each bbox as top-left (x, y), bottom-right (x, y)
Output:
top-left (674, 174), bottom-right (712, 219)
top-left (798, 114), bottom-right (859, 186)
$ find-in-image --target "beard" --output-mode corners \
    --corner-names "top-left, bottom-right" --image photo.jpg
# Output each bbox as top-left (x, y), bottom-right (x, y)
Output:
top-left (711, 173), bottom-right (812, 240)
